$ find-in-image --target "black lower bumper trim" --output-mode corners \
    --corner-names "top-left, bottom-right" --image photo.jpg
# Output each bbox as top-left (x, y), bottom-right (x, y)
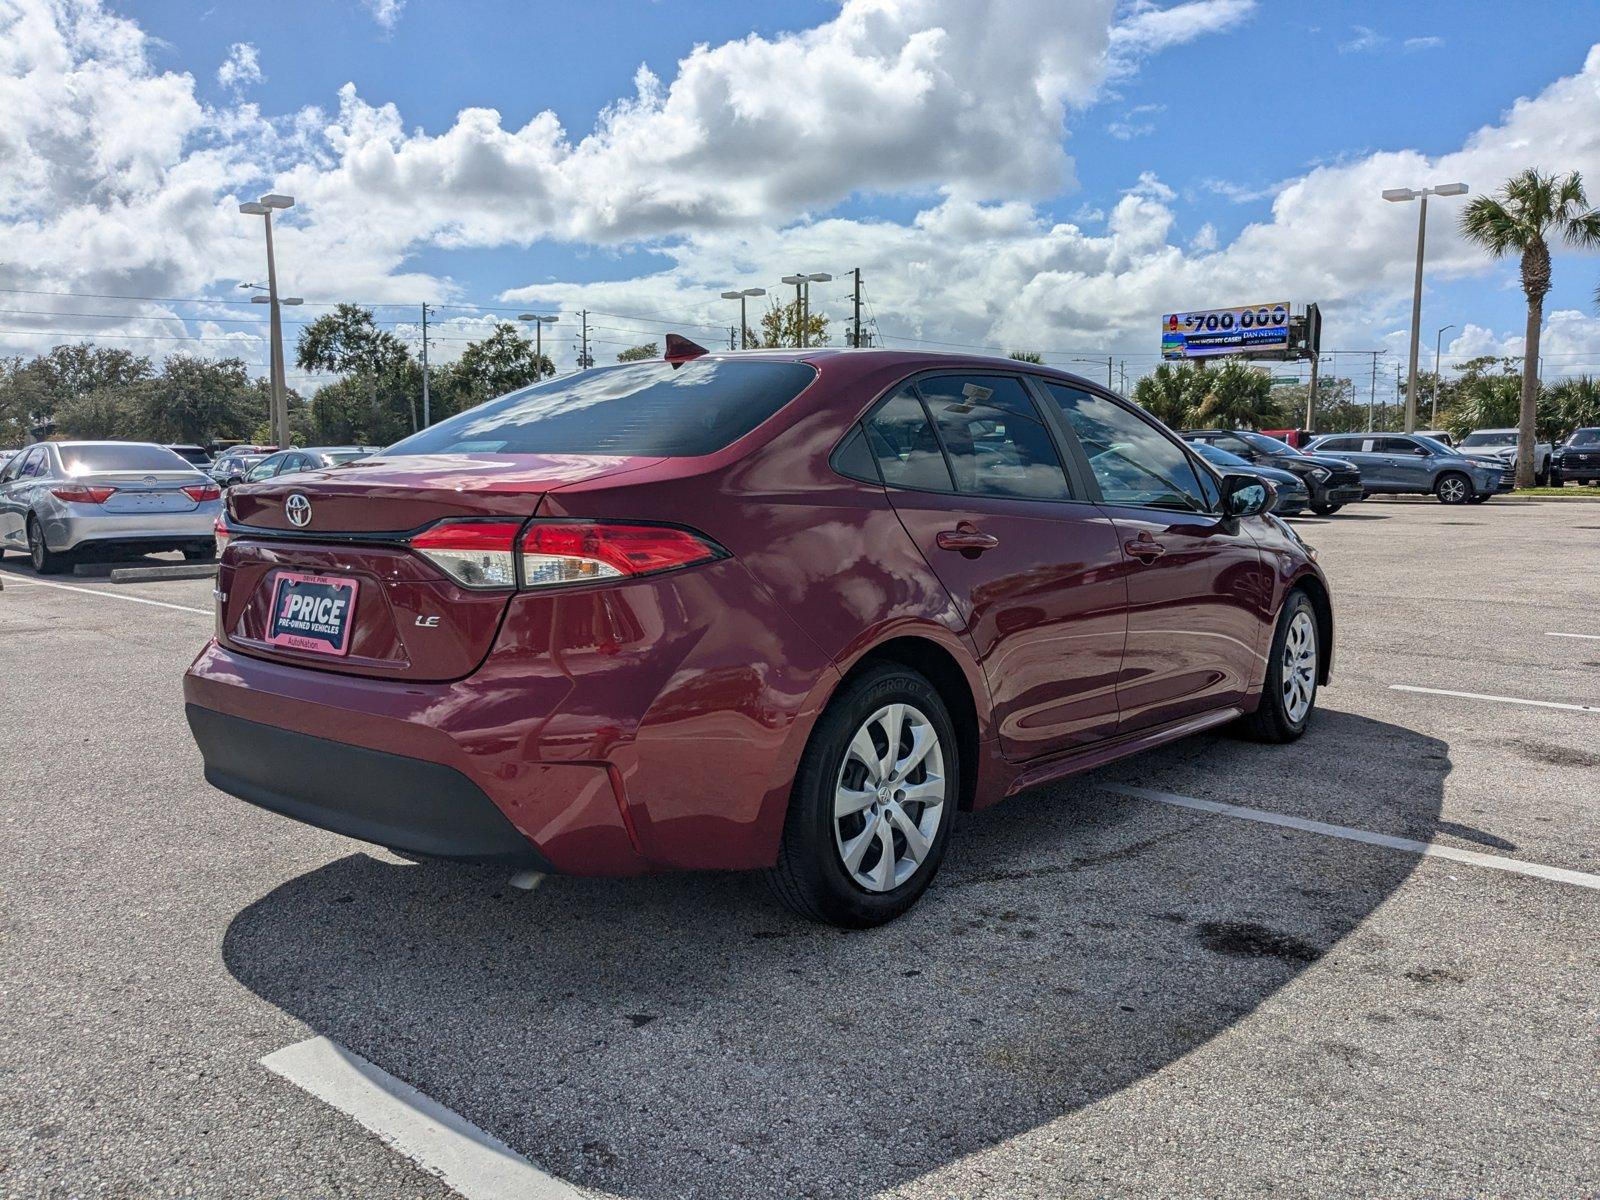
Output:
top-left (185, 704), bottom-right (547, 867)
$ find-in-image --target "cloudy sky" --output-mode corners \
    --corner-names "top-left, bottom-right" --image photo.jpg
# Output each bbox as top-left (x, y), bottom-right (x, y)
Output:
top-left (3, 0), bottom-right (1600, 400)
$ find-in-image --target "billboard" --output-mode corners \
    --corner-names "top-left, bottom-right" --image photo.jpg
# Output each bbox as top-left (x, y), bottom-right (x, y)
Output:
top-left (1162, 302), bottom-right (1291, 360)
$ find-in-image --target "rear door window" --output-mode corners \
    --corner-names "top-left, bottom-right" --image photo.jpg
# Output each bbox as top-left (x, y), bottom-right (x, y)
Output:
top-left (914, 374), bottom-right (1072, 501)
top-left (863, 388), bottom-right (955, 492)
top-left (386, 359), bottom-right (817, 457)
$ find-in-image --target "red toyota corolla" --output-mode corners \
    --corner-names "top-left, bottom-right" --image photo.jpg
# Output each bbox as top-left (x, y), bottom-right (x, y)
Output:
top-left (185, 345), bottom-right (1331, 926)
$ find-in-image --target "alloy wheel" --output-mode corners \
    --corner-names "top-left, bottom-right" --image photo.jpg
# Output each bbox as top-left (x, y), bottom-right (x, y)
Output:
top-left (1437, 475), bottom-right (1468, 503)
top-left (1281, 610), bottom-right (1318, 723)
top-left (832, 702), bottom-right (946, 893)
top-left (28, 521), bottom-right (44, 570)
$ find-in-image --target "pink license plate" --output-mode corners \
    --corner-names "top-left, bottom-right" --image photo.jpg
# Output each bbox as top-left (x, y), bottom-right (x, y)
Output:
top-left (266, 571), bottom-right (360, 656)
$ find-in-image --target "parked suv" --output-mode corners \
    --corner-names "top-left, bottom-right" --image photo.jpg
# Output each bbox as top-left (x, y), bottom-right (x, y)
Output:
top-left (1458, 428), bottom-right (1553, 485)
top-left (1181, 429), bottom-right (1364, 514)
top-left (1304, 433), bottom-right (1507, 504)
top-left (1552, 428), bottom-right (1600, 486)
top-left (185, 349), bottom-right (1332, 927)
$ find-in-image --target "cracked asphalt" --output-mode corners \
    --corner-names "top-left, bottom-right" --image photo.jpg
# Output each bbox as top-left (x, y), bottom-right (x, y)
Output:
top-left (1, 497), bottom-right (1596, 1198)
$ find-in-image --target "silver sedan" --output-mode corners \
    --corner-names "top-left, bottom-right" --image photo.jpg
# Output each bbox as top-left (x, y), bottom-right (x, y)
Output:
top-left (0, 441), bottom-right (223, 573)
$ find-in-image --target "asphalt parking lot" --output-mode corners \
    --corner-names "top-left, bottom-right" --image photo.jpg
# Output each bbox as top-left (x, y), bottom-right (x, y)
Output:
top-left (2, 498), bottom-right (1597, 1199)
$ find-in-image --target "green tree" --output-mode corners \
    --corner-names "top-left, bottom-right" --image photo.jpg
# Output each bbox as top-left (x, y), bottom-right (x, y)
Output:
top-left (617, 342), bottom-right (659, 362)
top-left (759, 299), bottom-right (829, 348)
top-left (1133, 362), bottom-right (1209, 427)
top-left (1007, 350), bottom-right (1043, 364)
top-left (449, 325), bottom-right (551, 399)
top-left (298, 305), bottom-right (422, 444)
top-left (54, 387), bottom-right (134, 440)
top-left (1460, 169), bottom-right (1600, 485)
top-left (131, 356), bottom-right (264, 444)
top-left (0, 356), bottom-right (49, 445)
top-left (1546, 375), bottom-right (1600, 435)
top-left (1190, 360), bottom-right (1275, 428)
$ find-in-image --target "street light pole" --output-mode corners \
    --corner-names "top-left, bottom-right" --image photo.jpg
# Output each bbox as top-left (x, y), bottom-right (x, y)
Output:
top-left (780, 273), bottom-right (831, 348)
top-left (1432, 323), bottom-right (1455, 425)
top-left (1382, 182), bottom-right (1467, 433)
top-left (719, 288), bottom-right (765, 348)
top-left (518, 313), bottom-right (559, 375)
top-left (239, 194), bottom-right (296, 447)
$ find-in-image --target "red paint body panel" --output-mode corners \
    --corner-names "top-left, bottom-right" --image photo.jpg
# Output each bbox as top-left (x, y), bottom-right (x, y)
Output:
top-left (185, 349), bottom-right (1331, 875)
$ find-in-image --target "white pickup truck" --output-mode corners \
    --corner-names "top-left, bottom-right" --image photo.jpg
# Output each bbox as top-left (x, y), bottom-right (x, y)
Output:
top-left (1457, 427), bottom-right (1554, 486)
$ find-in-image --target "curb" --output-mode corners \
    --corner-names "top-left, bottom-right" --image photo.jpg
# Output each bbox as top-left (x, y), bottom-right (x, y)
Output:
top-left (109, 564), bottom-right (218, 583)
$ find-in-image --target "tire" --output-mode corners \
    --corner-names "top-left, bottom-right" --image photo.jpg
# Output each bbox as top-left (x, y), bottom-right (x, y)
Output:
top-left (1309, 500), bottom-right (1343, 515)
top-left (766, 662), bottom-right (958, 928)
top-left (1434, 472), bottom-right (1471, 504)
top-left (1238, 590), bottom-right (1320, 743)
top-left (183, 542), bottom-right (216, 561)
top-left (1467, 494), bottom-right (1491, 505)
top-left (27, 516), bottom-right (70, 575)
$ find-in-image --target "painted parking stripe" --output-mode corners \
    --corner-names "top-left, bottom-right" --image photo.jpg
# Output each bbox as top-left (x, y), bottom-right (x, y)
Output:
top-left (1105, 785), bottom-right (1600, 892)
top-left (1389, 684), bottom-right (1600, 714)
top-left (0, 573), bottom-right (211, 615)
top-left (262, 1037), bottom-right (582, 1200)
top-left (1546, 632), bottom-right (1600, 641)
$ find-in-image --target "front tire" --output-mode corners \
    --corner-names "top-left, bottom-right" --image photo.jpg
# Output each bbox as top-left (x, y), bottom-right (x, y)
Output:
top-left (1309, 500), bottom-right (1343, 516)
top-left (1434, 472), bottom-right (1471, 504)
top-left (1238, 591), bottom-right (1320, 743)
top-left (767, 663), bottom-right (958, 928)
top-left (27, 517), bottom-right (70, 575)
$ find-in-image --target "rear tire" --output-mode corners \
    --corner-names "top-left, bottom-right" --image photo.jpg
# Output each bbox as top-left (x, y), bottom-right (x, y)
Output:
top-left (1434, 472), bottom-right (1471, 504)
top-left (1238, 591), bottom-right (1320, 744)
top-left (766, 663), bottom-right (958, 928)
top-left (27, 516), bottom-right (69, 575)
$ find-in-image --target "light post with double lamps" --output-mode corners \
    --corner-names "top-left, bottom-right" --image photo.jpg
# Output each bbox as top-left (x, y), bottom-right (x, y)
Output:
top-left (719, 287), bottom-right (766, 348)
top-left (780, 273), bottom-right (832, 347)
top-left (1432, 323), bottom-right (1455, 425)
top-left (517, 313), bottom-right (560, 375)
top-left (1381, 181), bottom-right (1468, 433)
top-left (238, 194), bottom-right (299, 449)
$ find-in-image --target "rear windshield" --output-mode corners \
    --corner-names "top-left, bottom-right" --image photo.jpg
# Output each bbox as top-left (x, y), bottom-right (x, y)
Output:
top-left (58, 444), bottom-right (192, 474)
top-left (323, 451), bottom-right (368, 465)
top-left (385, 360), bottom-right (818, 458)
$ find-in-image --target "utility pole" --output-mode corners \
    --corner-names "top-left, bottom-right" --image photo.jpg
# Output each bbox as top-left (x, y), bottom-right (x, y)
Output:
top-left (1367, 351), bottom-right (1381, 432)
top-left (852, 267), bottom-right (862, 348)
top-left (729, 325), bottom-right (737, 351)
top-left (580, 309), bottom-right (590, 369)
top-left (420, 303), bottom-right (431, 427)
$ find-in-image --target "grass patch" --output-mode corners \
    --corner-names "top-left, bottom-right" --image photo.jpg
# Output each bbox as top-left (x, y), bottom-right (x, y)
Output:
top-left (1506, 486), bottom-right (1600, 498)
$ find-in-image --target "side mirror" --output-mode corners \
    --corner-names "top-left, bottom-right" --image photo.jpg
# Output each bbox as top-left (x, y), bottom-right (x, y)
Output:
top-left (1223, 472), bottom-right (1274, 518)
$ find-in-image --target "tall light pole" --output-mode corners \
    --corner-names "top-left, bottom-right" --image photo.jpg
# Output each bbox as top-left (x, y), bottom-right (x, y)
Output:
top-left (1382, 181), bottom-right (1467, 433)
top-left (517, 313), bottom-right (559, 375)
top-left (780, 273), bottom-right (831, 347)
top-left (239, 194), bottom-right (296, 448)
top-left (719, 287), bottom-right (765, 348)
top-left (1432, 323), bottom-right (1455, 425)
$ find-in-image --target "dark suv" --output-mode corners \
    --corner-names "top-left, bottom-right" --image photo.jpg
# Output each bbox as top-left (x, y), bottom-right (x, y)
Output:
top-left (1182, 429), bottom-right (1364, 515)
top-left (1553, 428), bottom-right (1600, 486)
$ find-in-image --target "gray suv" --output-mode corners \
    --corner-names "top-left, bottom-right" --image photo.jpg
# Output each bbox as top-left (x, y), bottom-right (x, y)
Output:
top-left (1305, 434), bottom-right (1508, 504)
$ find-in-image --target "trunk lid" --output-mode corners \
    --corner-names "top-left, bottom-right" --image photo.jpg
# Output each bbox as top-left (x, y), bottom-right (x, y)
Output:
top-left (70, 470), bottom-right (209, 514)
top-left (218, 453), bottom-right (658, 681)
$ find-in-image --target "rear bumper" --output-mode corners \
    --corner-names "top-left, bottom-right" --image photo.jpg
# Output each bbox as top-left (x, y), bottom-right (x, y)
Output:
top-left (47, 505), bottom-right (219, 552)
top-left (187, 704), bottom-right (549, 867)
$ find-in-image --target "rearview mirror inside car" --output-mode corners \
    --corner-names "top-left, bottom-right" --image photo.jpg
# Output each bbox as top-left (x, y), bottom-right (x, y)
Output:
top-left (1223, 472), bottom-right (1273, 518)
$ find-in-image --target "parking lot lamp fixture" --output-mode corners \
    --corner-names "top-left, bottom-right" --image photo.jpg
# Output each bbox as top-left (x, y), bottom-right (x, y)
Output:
top-left (517, 312), bottom-right (559, 370)
top-left (239, 193), bottom-right (296, 449)
top-left (779, 273), bottom-right (832, 348)
top-left (1383, 182), bottom-right (1468, 433)
top-left (719, 288), bottom-right (766, 349)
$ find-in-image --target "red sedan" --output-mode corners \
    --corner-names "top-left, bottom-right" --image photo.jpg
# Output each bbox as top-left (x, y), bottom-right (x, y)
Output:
top-left (185, 345), bottom-right (1331, 926)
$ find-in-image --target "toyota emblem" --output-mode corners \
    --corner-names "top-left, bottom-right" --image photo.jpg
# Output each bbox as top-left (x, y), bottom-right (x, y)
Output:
top-left (285, 493), bottom-right (312, 528)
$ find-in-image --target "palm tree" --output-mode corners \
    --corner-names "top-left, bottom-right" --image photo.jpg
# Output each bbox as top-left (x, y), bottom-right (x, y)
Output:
top-left (1189, 359), bottom-right (1275, 429)
top-left (1132, 361), bottom-right (1208, 427)
top-left (1460, 170), bottom-right (1600, 486)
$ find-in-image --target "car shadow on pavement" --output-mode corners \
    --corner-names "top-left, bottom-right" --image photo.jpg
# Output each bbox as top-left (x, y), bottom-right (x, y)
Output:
top-left (223, 712), bottom-right (1445, 1200)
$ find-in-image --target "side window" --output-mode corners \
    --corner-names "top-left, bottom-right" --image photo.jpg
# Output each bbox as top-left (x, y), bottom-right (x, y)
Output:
top-left (1043, 384), bottom-right (1210, 512)
top-left (19, 447), bottom-right (46, 479)
top-left (830, 425), bottom-right (880, 484)
top-left (863, 388), bottom-right (955, 492)
top-left (914, 375), bottom-right (1071, 501)
top-left (0, 450), bottom-right (29, 483)
top-left (246, 455), bottom-right (282, 482)
top-left (1210, 433), bottom-right (1253, 456)
top-left (1317, 437), bottom-right (1357, 453)
top-left (1379, 437), bottom-right (1423, 455)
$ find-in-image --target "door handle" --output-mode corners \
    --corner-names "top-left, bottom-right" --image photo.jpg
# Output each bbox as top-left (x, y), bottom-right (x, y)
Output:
top-left (1124, 535), bottom-right (1166, 562)
top-left (936, 528), bottom-right (999, 553)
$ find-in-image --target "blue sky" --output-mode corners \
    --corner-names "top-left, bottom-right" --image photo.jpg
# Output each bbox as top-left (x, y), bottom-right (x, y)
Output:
top-left (5, 0), bottom-right (1600, 394)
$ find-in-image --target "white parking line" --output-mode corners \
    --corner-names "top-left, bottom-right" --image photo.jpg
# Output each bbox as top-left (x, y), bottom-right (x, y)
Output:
top-left (0, 573), bottom-right (211, 615)
top-left (1389, 684), bottom-right (1600, 714)
top-left (1546, 632), bottom-right (1600, 641)
top-left (262, 1037), bottom-right (582, 1200)
top-left (1106, 785), bottom-right (1600, 891)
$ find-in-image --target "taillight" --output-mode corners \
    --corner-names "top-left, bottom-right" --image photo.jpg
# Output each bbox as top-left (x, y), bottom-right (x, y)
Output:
top-left (183, 483), bottom-right (222, 502)
top-left (519, 522), bottom-right (721, 588)
top-left (406, 519), bottom-right (723, 591)
top-left (408, 521), bottom-right (522, 589)
top-left (213, 515), bottom-right (229, 554)
top-left (51, 483), bottom-right (116, 503)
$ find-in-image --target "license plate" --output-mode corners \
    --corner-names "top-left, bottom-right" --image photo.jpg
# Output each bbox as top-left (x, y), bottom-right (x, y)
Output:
top-left (266, 571), bottom-right (359, 656)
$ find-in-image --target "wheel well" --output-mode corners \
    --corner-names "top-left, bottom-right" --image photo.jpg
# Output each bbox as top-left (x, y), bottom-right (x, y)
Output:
top-left (842, 637), bottom-right (981, 811)
top-left (1290, 575), bottom-right (1334, 685)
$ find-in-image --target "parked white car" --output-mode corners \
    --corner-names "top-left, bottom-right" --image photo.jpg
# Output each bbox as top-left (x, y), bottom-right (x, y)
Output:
top-left (1457, 427), bottom-right (1553, 485)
